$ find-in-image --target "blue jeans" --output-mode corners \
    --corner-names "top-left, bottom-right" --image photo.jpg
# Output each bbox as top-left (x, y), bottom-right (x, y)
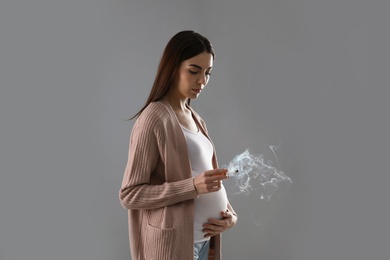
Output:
top-left (194, 240), bottom-right (210, 260)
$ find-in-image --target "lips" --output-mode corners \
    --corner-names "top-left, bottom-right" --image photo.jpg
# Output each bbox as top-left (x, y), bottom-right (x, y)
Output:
top-left (192, 89), bottom-right (202, 94)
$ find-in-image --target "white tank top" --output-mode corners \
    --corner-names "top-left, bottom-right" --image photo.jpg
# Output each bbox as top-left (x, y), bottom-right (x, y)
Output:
top-left (181, 124), bottom-right (228, 242)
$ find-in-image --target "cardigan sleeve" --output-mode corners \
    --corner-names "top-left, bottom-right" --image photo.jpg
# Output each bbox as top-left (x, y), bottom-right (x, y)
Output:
top-left (119, 111), bottom-right (198, 210)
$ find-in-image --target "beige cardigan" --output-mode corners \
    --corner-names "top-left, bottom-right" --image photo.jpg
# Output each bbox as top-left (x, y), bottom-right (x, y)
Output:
top-left (120, 99), bottom-right (235, 259)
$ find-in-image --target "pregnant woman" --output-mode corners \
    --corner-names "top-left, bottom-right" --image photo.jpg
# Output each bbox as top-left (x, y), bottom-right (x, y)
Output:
top-left (119, 30), bottom-right (237, 260)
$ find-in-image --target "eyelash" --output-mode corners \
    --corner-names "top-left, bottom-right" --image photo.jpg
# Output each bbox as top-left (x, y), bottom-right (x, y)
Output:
top-left (189, 70), bottom-right (212, 76)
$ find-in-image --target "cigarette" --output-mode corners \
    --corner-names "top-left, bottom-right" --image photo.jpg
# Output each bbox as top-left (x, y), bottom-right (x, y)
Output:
top-left (217, 170), bottom-right (238, 177)
top-left (226, 169), bottom-right (239, 175)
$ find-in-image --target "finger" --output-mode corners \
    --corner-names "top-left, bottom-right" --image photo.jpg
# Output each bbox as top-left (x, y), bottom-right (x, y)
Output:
top-left (208, 175), bottom-right (228, 182)
top-left (205, 186), bottom-right (222, 193)
top-left (206, 168), bottom-right (228, 176)
top-left (206, 219), bottom-right (226, 226)
top-left (204, 178), bottom-right (219, 184)
top-left (206, 178), bottom-right (221, 185)
top-left (220, 210), bottom-right (233, 218)
top-left (203, 225), bottom-right (223, 233)
top-left (206, 180), bottom-right (221, 187)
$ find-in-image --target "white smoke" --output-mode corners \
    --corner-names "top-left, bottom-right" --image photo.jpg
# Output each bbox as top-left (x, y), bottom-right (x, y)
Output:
top-left (224, 147), bottom-right (292, 200)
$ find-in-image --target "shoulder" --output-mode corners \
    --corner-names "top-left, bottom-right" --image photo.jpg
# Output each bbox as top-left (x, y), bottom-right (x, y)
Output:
top-left (135, 101), bottom-right (175, 131)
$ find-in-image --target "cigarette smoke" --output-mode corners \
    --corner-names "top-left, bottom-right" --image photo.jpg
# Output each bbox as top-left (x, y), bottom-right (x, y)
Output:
top-left (223, 146), bottom-right (292, 200)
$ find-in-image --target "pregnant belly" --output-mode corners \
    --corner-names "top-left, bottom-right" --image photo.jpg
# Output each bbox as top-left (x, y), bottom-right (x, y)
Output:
top-left (193, 185), bottom-right (228, 240)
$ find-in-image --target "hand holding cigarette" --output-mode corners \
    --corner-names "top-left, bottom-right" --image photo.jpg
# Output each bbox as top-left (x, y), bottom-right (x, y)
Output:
top-left (193, 168), bottom-right (229, 195)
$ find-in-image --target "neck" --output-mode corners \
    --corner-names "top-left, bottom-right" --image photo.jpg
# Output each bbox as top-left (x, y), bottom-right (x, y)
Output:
top-left (163, 92), bottom-right (190, 113)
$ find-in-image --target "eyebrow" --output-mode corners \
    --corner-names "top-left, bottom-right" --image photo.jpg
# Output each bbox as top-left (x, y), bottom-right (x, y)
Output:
top-left (188, 64), bottom-right (212, 70)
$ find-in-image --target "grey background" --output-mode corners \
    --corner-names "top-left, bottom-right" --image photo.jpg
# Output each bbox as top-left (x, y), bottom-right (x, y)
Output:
top-left (1, 0), bottom-right (389, 259)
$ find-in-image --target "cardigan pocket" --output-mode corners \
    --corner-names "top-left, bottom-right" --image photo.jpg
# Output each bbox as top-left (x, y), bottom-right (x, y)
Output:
top-left (144, 224), bottom-right (177, 260)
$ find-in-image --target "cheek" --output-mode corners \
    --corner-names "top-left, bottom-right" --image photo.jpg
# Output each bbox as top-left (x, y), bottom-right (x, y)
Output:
top-left (182, 74), bottom-right (194, 84)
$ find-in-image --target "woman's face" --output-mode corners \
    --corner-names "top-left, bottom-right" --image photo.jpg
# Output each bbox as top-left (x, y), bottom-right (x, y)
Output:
top-left (172, 51), bottom-right (213, 101)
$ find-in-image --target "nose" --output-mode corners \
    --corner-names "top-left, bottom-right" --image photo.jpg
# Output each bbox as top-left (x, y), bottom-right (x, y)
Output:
top-left (198, 73), bottom-right (208, 86)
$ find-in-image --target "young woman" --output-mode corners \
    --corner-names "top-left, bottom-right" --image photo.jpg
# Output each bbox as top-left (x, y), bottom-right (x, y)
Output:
top-left (119, 30), bottom-right (237, 260)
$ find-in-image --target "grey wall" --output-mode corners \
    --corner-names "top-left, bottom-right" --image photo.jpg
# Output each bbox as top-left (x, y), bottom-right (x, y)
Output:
top-left (1, 0), bottom-right (389, 260)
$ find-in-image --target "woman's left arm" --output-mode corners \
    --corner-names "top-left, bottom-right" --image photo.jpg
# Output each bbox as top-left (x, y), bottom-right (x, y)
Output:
top-left (202, 202), bottom-right (238, 238)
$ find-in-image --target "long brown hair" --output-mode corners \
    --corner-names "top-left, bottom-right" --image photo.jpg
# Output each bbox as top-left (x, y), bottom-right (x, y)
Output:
top-left (130, 30), bottom-right (215, 119)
